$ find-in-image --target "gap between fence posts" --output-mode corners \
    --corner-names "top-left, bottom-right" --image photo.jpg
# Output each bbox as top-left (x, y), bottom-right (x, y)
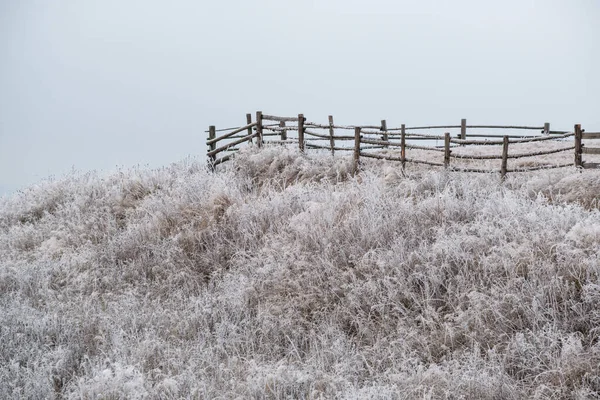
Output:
top-left (328, 115), bottom-right (335, 156)
top-left (298, 114), bottom-right (305, 153)
top-left (401, 124), bottom-right (406, 170)
top-left (501, 135), bottom-right (509, 179)
top-left (574, 124), bottom-right (582, 168)
top-left (208, 125), bottom-right (216, 170)
top-left (256, 111), bottom-right (263, 148)
top-left (246, 114), bottom-right (253, 144)
top-left (444, 132), bottom-right (451, 168)
top-left (353, 127), bottom-right (361, 176)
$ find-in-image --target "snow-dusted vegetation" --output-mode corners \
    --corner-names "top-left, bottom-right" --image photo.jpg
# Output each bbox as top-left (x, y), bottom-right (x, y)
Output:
top-left (1, 146), bottom-right (600, 399)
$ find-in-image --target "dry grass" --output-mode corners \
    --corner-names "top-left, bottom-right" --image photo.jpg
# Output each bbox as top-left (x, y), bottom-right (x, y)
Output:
top-left (1, 147), bottom-right (600, 399)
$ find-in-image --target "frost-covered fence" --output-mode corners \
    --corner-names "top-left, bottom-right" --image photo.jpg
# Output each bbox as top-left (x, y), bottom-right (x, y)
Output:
top-left (206, 112), bottom-right (391, 166)
top-left (354, 128), bottom-right (576, 178)
top-left (207, 117), bottom-right (258, 169)
top-left (578, 125), bottom-right (600, 169)
top-left (207, 112), bottom-right (598, 177)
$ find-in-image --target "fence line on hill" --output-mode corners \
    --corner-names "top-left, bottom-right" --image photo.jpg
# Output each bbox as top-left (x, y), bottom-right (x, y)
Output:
top-left (206, 112), bottom-right (600, 177)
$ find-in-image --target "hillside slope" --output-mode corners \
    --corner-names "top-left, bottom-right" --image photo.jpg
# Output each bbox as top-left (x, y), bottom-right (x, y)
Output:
top-left (1, 147), bottom-right (600, 399)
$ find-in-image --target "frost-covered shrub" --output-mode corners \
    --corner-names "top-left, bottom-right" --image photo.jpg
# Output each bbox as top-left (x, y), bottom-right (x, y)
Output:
top-left (1, 148), bottom-right (600, 399)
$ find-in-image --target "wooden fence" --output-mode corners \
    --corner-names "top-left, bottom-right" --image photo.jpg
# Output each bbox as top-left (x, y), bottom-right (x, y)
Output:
top-left (207, 112), bottom-right (600, 178)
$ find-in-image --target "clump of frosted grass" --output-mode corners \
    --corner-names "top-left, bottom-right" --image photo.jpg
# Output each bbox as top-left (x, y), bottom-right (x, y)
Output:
top-left (1, 147), bottom-right (599, 399)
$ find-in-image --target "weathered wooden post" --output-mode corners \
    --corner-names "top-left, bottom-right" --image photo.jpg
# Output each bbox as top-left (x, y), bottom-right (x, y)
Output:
top-left (246, 113), bottom-right (253, 144)
top-left (353, 127), bottom-right (361, 176)
top-left (381, 119), bottom-right (388, 148)
top-left (574, 124), bottom-right (583, 168)
top-left (444, 132), bottom-right (451, 169)
top-left (401, 124), bottom-right (406, 170)
top-left (501, 135), bottom-right (509, 180)
top-left (543, 122), bottom-right (550, 135)
top-left (298, 114), bottom-right (305, 153)
top-left (328, 115), bottom-right (335, 156)
top-left (208, 125), bottom-right (216, 170)
top-left (256, 111), bottom-right (263, 148)
top-left (279, 121), bottom-right (287, 141)
top-left (461, 118), bottom-right (467, 140)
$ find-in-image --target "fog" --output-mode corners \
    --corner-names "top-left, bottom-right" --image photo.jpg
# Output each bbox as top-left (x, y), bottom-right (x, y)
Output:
top-left (1, 0), bottom-right (598, 194)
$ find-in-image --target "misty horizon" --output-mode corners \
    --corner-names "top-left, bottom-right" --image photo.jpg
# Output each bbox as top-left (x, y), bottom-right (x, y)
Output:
top-left (1, 0), bottom-right (599, 195)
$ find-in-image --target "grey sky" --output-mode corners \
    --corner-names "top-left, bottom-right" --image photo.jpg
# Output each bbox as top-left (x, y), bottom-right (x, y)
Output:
top-left (1, 0), bottom-right (599, 194)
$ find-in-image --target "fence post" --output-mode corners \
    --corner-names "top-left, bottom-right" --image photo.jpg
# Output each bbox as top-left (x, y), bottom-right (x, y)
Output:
top-left (574, 124), bottom-right (583, 168)
top-left (279, 121), bottom-right (287, 141)
top-left (246, 113), bottom-right (253, 144)
top-left (401, 124), bottom-right (406, 170)
top-left (461, 118), bottom-right (467, 140)
top-left (501, 135), bottom-right (509, 180)
top-left (256, 111), bottom-right (263, 148)
top-left (543, 122), bottom-right (550, 135)
top-left (208, 125), bottom-right (216, 170)
top-left (381, 119), bottom-right (388, 148)
top-left (353, 127), bottom-right (361, 176)
top-left (444, 132), bottom-right (451, 169)
top-left (328, 115), bottom-right (335, 156)
top-left (298, 114), bottom-right (305, 153)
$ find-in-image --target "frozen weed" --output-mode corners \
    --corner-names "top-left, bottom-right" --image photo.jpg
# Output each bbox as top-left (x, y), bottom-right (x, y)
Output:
top-left (1, 149), bottom-right (600, 398)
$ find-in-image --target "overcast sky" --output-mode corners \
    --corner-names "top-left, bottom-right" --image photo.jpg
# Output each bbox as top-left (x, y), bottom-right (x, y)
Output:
top-left (1, 0), bottom-right (599, 195)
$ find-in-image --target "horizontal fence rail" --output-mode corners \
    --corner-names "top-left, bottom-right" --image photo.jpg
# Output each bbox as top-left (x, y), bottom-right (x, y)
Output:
top-left (207, 112), bottom-right (598, 177)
